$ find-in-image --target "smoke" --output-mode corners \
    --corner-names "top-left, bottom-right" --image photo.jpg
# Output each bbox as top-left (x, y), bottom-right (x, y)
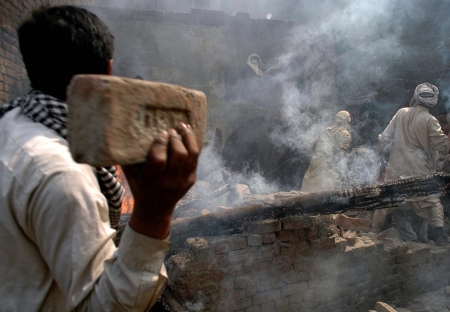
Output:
top-left (80, 0), bottom-right (450, 194)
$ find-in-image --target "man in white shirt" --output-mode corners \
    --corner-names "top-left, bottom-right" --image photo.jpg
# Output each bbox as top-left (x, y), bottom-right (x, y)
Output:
top-left (301, 111), bottom-right (352, 193)
top-left (372, 83), bottom-right (449, 245)
top-left (0, 5), bottom-right (200, 311)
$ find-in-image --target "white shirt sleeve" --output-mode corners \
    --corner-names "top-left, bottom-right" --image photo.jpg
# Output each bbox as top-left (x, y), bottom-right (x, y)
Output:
top-left (28, 166), bottom-right (169, 311)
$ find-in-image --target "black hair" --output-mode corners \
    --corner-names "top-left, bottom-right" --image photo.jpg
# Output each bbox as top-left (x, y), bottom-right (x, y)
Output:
top-left (18, 6), bottom-right (114, 100)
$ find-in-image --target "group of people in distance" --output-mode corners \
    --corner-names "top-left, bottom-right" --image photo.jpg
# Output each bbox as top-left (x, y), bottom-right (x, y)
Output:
top-left (301, 83), bottom-right (449, 246)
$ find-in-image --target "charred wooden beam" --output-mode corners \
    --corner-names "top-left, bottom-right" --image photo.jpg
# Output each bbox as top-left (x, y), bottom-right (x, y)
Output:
top-left (170, 172), bottom-right (450, 246)
top-left (172, 184), bottom-right (232, 219)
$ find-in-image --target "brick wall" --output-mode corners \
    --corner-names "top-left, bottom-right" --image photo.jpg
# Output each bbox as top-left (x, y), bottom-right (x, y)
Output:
top-left (167, 215), bottom-right (450, 312)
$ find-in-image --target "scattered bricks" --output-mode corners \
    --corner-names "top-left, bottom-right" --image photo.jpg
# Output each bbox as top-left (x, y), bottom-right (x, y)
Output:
top-left (378, 227), bottom-right (402, 240)
top-left (245, 220), bottom-right (281, 234)
top-left (309, 236), bottom-right (336, 250)
top-left (216, 242), bottom-right (231, 254)
top-left (375, 301), bottom-right (397, 312)
top-left (262, 233), bottom-right (276, 244)
top-left (186, 237), bottom-right (214, 259)
top-left (66, 75), bottom-right (207, 166)
top-left (277, 231), bottom-right (293, 242)
top-left (234, 276), bottom-right (253, 289)
top-left (306, 227), bottom-right (319, 239)
top-left (282, 217), bottom-right (312, 230)
top-left (252, 289), bottom-right (281, 305)
top-left (280, 281), bottom-right (308, 297)
top-left (336, 214), bottom-right (371, 231)
top-left (344, 229), bottom-right (357, 245)
top-left (247, 234), bottom-right (263, 247)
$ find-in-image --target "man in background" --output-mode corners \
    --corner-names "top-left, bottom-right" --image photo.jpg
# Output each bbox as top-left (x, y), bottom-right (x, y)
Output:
top-left (301, 111), bottom-right (352, 193)
top-left (372, 83), bottom-right (449, 245)
top-left (0, 6), bottom-right (200, 310)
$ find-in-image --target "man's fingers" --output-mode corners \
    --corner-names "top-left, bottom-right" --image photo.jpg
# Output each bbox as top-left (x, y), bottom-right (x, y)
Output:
top-left (166, 128), bottom-right (189, 175)
top-left (178, 123), bottom-right (200, 173)
top-left (145, 130), bottom-right (169, 174)
top-left (178, 123), bottom-right (200, 158)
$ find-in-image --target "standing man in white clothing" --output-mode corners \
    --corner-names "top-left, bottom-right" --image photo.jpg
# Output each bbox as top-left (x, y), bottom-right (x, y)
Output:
top-left (301, 111), bottom-right (352, 193)
top-left (372, 83), bottom-right (449, 245)
top-left (0, 6), bottom-right (200, 311)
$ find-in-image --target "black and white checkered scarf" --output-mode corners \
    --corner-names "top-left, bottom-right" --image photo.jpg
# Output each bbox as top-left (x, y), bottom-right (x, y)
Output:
top-left (0, 89), bottom-right (124, 229)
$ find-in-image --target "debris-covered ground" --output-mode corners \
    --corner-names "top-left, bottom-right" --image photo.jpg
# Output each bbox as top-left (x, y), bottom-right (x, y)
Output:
top-left (371, 287), bottom-right (450, 312)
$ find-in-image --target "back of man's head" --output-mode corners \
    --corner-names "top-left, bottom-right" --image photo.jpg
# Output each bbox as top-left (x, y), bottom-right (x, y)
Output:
top-left (18, 6), bottom-right (114, 100)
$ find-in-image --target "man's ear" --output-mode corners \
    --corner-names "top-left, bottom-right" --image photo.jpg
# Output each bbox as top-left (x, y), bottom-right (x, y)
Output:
top-left (106, 59), bottom-right (113, 75)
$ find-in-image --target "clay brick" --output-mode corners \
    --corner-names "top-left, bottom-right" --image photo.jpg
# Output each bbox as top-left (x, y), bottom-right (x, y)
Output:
top-left (336, 214), bottom-right (371, 231)
top-left (245, 221), bottom-right (281, 234)
top-left (257, 278), bottom-right (284, 292)
top-left (260, 301), bottom-right (275, 312)
top-left (309, 237), bottom-right (336, 250)
top-left (280, 281), bottom-right (308, 297)
top-left (296, 270), bottom-right (311, 281)
top-left (252, 289), bottom-right (281, 305)
top-left (247, 234), bottom-right (262, 247)
top-left (277, 231), bottom-right (293, 242)
top-left (216, 242), bottom-right (231, 254)
top-left (344, 229), bottom-right (357, 245)
top-left (234, 276), bottom-right (253, 289)
top-left (256, 260), bottom-right (270, 271)
top-left (275, 298), bottom-right (289, 309)
top-left (198, 283), bottom-right (218, 295)
top-left (209, 270), bottom-right (225, 282)
top-left (253, 246), bottom-right (279, 260)
top-left (4, 75), bottom-right (13, 85)
top-left (306, 227), bottom-right (319, 239)
top-left (292, 229), bottom-right (306, 240)
top-left (230, 237), bottom-right (248, 250)
top-left (262, 233), bottom-right (276, 244)
top-left (246, 306), bottom-right (261, 312)
top-left (66, 75), bottom-right (207, 166)
top-left (282, 218), bottom-right (312, 230)
top-left (234, 298), bottom-right (253, 310)
top-left (375, 301), bottom-right (397, 312)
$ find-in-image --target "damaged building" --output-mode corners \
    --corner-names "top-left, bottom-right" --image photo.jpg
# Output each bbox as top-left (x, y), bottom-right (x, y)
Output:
top-left (2, 0), bottom-right (450, 311)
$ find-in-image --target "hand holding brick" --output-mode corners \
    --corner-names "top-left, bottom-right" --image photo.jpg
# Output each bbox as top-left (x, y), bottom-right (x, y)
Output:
top-left (66, 75), bottom-right (207, 166)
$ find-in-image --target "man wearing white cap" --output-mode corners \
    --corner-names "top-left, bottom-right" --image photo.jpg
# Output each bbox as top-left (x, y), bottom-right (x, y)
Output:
top-left (372, 83), bottom-right (450, 245)
top-left (301, 111), bottom-right (352, 193)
